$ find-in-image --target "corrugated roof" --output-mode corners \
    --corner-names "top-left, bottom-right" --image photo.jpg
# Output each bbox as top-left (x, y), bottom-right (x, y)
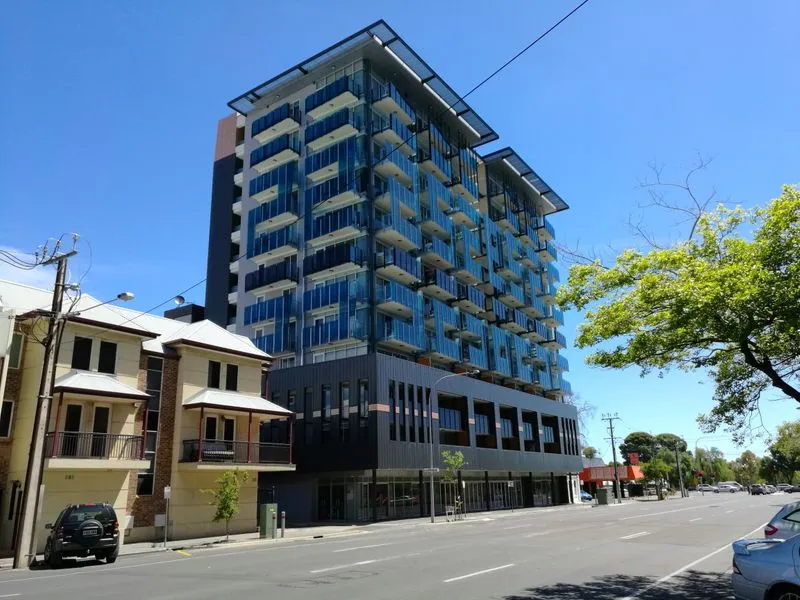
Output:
top-left (54, 369), bottom-right (150, 399)
top-left (182, 388), bottom-right (292, 417)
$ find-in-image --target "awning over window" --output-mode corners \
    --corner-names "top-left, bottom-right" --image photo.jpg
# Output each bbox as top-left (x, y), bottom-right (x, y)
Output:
top-left (54, 370), bottom-right (151, 400)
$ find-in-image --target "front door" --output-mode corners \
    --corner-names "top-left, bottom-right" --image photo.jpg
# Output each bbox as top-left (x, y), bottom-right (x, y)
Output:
top-left (62, 405), bottom-right (82, 457)
top-left (91, 406), bottom-right (110, 457)
top-left (222, 417), bottom-right (235, 456)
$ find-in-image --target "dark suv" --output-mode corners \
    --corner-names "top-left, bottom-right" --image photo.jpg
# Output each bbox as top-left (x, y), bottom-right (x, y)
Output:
top-left (44, 503), bottom-right (120, 567)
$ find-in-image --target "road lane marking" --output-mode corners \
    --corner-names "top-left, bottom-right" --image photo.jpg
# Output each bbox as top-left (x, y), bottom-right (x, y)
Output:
top-left (618, 522), bottom-right (768, 600)
top-left (504, 524), bottom-right (534, 530)
top-left (726, 510), bottom-right (734, 514)
top-left (620, 531), bottom-right (649, 540)
top-left (689, 518), bottom-right (702, 522)
top-left (333, 543), bottom-right (392, 553)
top-left (618, 506), bottom-right (700, 521)
top-left (444, 563), bottom-right (515, 583)
top-left (0, 594), bottom-right (22, 598)
top-left (175, 550), bottom-right (191, 557)
top-left (310, 559), bottom-right (377, 573)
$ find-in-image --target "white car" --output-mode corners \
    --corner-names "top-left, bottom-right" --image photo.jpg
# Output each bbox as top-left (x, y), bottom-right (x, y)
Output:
top-left (718, 484), bottom-right (738, 493)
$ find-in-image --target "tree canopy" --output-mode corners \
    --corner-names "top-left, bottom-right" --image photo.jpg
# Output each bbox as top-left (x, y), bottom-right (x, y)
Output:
top-left (558, 186), bottom-right (800, 441)
top-left (582, 446), bottom-right (598, 459)
top-left (619, 432), bottom-right (656, 463)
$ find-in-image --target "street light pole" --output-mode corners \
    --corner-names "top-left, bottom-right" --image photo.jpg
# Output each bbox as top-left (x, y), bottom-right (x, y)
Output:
top-left (428, 370), bottom-right (478, 524)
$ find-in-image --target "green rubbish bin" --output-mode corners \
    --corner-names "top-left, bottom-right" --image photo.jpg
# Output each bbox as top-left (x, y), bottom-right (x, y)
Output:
top-left (596, 488), bottom-right (610, 505)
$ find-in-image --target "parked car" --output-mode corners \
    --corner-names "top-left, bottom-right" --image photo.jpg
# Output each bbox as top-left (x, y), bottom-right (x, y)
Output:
top-left (44, 503), bottom-right (120, 568)
top-left (766, 485), bottom-right (778, 494)
top-left (718, 484), bottom-right (738, 493)
top-left (751, 484), bottom-right (766, 495)
top-left (732, 536), bottom-right (800, 600)
top-left (580, 490), bottom-right (593, 502)
top-left (777, 484), bottom-right (794, 493)
top-left (764, 501), bottom-right (800, 540)
top-left (720, 481), bottom-right (745, 492)
top-left (697, 483), bottom-right (718, 493)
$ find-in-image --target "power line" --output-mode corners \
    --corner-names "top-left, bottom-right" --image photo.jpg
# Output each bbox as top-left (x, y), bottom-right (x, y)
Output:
top-left (117, 277), bottom-right (206, 327)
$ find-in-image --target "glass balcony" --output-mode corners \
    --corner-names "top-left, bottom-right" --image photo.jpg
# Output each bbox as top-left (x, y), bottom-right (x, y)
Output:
top-left (452, 251), bottom-right (482, 286)
top-left (376, 211), bottom-right (421, 252)
top-left (250, 134), bottom-right (301, 173)
top-left (304, 243), bottom-right (364, 278)
top-left (450, 148), bottom-right (480, 204)
top-left (302, 312), bottom-right (368, 348)
top-left (420, 268), bottom-right (457, 301)
top-left (499, 308), bottom-right (528, 335)
top-left (419, 172), bottom-right (452, 212)
top-left (377, 280), bottom-right (419, 318)
top-left (497, 280), bottom-right (525, 308)
top-left (424, 331), bottom-right (460, 363)
top-left (306, 75), bottom-right (362, 120)
top-left (249, 162), bottom-right (298, 204)
top-left (537, 282), bottom-right (558, 302)
top-left (250, 227), bottom-right (298, 265)
top-left (251, 102), bottom-right (301, 144)
top-left (462, 342), bottom-right (488, 370)
top-left (305, 107), bottom-right (364, 152)
top-left (538, 240), bottom-right (558, 263)
top-left (251, 193), bottom-right (299, 234)
top-left (244, 259), bottom-right (298, 294)
top-left (489, 204), bottom-right (520, 234)
top-left (375, 246), bottom-right (421, 286)
top-left (420, 237), bottom-right (454, 270)
top-left (232, 196), bottom-right (242, 216)
top-left (418, 205), bottom-right (452, 242)
top-left (535, 216), bottom-right (556, 241)
top-left (374, 142), bottom-right (416, 188)
top-left (377, 314), bottom-right (424, 352)
top-left (243, 293), bottom-right (296, 326)
top-left (372, 113), bottom-right (416, 156)
top-left (552, 307), bottom-right (564, 326)
top-left (304, 278), bottom-right (367, 313)
top-left (494, 255), bottom-right (522, 283)
top-left (559, 379), bottom-right (572, 395)
top-left (518, 224), bottom-right (540, 250)
top-left (425, 299), bottom-right (459, 331)
top-left (524, 319), bottom-right (548, 343)
top-left (375, 176), bottom-right (419, 218)
top-left (537, 368), bottom-right (553, 391)
top-left (305, 137), bottom-right (363, 184)
top-left (555, 354), bottom-right (570, 373)
top-left (523, 293), bottom-right (546, 319)
top-left (520, 245), bottom-right (542, 271)
top-left (532, 343), bottom-right (549, 365)
top-left (253, 330), bottom-right (296, 355)
top-left (456, 312), bottom-right (486, 343)
top-left (453, 282), bottom-right (485, 315)
top-left (309, 205), bottom-right (367, 248)
top-left (372, 81), bottom-right (415, 126)
top-left (417, 146), bottom-right (451, 184)
top-left (449, 194), bottom-right (481, 229)
top-left (306, 172), bottom-right (362, 212)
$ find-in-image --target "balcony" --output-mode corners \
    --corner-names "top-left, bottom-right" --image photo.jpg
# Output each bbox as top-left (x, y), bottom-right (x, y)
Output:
top-left (245, 259), bottom-right (298, 295)
top-left (490, 205), bottom-right (520, 235)
top-left (520, 245), bottom-right (542, 271)
top-left (454, 312), bottom-right (485, 343)
top-left (253, 330), bottom-right (296, 355)
top-left (420, 237), bottom-right (455, 270)
top-left (305, 137), bottom-right (362, 184)
top-left (453, 282), bottom-right (485, 315)
top-left (424, 299), bottom-right (459, 332)
top-left (524, 319), bottom-right (548, 342)
top-left (253, 193), bottom-right (300, 234)
top-left (373, 114), bottom-right (416, 156)
top-left (538, 240), bottom-right (558, 263)
top-left (531, 343), bottom-right (549, 365)
top-left (250, 135), bottom-right (301, 173)
top-left (250, 227), bottom-right (298, 265)
top-left (252, 103), bottom-right (302, 144)
top-left (418, 205), bottom-right (452, 241)
top-left (232, 195), bottom-right (242, 215)
top-left (554, 354), bottom-right (570, 373)
top-left (306, 75), bottom-right (361, 121)
top-left (373, 82), bottom-right (415, 126)
top-left (375, 176), bottom-right (419, 218)
top-left (547, 263), bottom-right (560, 284)
top-left (518, 224), bottom-right (540, 249)
top-left (420, 268), bottom-right (457, 302)
top-left (424, 331), bottom-right (460, 363)
top-left (544, 330), bottom-right (567, 351)
top-left (230, 224), bottom-right (241, 244)
top-left (452, 252), bottom-right (482, 286)
top-left (180, 440), bottom-right (292, 471)
top-left (494, 257), bottom-right (522, 283)
top-left (244, 293), bottom-right (295, 326)
top-left (250, 162), bottom-right (298, 204)
top-left (304, 243), bottom-right (364, 280)
top-left (376, 246), bottom-right (421, 286)
top-left (498, 308), bottom-right (528, 335)
top-left (374, 143), bottom-right (416, 188)
top-left (535, 216), bottom-right (556, 241)
top-left (377, 314), bottom-right (424, 352)
top-left (418, 146), bottom-right (451, 185)
top-left (537, 282), bottom-right (558, 303)
top-left (302, 314), bottom-right (368, 348)
top-left (377, 280), bottom-right (419, 319)
top-left (234, 167), bottom-right (243, 187)
top-left (449, 195), bottom-right (481, 229)
top-left (542, 306), bottom-right (564, 328)
top-left (376, 212), bottom-right (421, 252)
top-left (306, 173), bottom-right (362, 213)
top-left (44, 433), bottom-right (148, 471)
top-left (308, 205), bottom-right (367, 249)
top-left (497, 280), bottom-right (525, 309)
top-left (305, 107), bottom-right (363, 152)
top-left (304, 279), bottom-right (366, 313)
top-left (461, 342), bottom-right (488, 370)
top-left (229, 259), bottom-right (239, 274)
top-left (235, 139), bottom-right (244, 158)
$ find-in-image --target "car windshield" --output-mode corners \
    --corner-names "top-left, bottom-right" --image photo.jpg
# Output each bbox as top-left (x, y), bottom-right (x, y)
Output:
top-left (64, 507), bottom-right (110, 526)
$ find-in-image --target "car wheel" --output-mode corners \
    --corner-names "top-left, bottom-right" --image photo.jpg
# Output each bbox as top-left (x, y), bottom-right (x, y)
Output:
top-left (772, 584), bottom-right (800, 600)
top-left (105, 546), bottom-right (119, 564)
top-left (45, 541), bottom-right (62, 569)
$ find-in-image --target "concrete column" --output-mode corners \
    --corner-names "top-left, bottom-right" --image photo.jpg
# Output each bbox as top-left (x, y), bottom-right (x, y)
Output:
top-left (466, 396), bottom-right (476, 449)
top-left (492, 401), bottom-right (501, 450)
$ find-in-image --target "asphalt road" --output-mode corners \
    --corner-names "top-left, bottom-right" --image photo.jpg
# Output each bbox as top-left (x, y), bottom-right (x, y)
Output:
top-left (0, 492), bottom-right (790, 600)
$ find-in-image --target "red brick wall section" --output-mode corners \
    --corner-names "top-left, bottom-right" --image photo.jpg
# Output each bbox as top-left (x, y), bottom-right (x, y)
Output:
top-left (128, 354), bottom-right (178, 528)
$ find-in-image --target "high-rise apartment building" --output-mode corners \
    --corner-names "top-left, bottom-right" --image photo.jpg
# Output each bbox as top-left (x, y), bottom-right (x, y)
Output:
top-left (205, 20), bottom-right (582, 522)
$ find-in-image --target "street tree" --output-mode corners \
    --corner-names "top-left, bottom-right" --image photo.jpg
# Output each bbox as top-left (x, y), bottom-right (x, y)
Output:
top-left (730, 450), bottom-right (760, 486)
top-left (557, 185), bottom-right (800, 441)
top-left (641, 459), bottom-right (672, 498)
top-left (583, 446), bottom-right (598, 459)
top-left (619, 432), bottom-right (656, 464)
top-left (770, 420), bottom-right (800, 478)
top-left (655, 433), bottom-right (688, 453)
top-left (202, 469), bottom-right (248, 542)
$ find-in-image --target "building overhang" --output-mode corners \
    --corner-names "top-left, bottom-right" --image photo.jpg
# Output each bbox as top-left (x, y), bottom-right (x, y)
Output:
top-left (481, 147), bottom-right (569, 214)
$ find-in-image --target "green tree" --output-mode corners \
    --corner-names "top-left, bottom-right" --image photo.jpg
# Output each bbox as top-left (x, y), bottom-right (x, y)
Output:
top-left (557, 186), bottom-right (800, 440)
top-left (619, 432), bottom-right (656, 464)
top-left (655, 433), bottom-right (688, 453)
top-left (641, 459), bottom-right (672, 498)
top-left (730, 450), bottom-right (760, 486)
top-left (441, 449), bottom-right (466, 483)
top-left (582, 446), bottom-right (598, 459)
top-left (202, 469), bottom-right (248, 542)
top-left (770, 421), bottom-right (800, 481)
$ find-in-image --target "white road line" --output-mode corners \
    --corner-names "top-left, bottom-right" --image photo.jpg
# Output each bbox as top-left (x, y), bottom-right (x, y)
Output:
top-left (333, 543), bottom-right (392, 553)
top-left (689, 517), bottom-right (703, 522)
top-left (310, 559), bottom-right (377, 573)
top-left (503, 523), bottom-right (534, 530)
top-left (620, 531), bottom-right (650, 540)
top-left (618, 522), bottom-right (768, 600)
top-left (443, 563), bottom-right (515, 583)
top-left (618, 506), bottom-right (700, 521)
top-left (0, 594), bottom-right (22, 598)
top-left (726, 510), bottom-right (734, 514)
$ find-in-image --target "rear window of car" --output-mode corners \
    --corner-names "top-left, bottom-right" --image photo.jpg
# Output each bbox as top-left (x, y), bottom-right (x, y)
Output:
top-left (64, 506), bottom-right (113, 525)
top-left (784, 510), bottom-right (800, 524)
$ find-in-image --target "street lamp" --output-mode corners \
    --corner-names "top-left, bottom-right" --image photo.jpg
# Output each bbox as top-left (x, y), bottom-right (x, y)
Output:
top-left (427, 369), bottom-right (479, 524)
top-left (71, 292), bottom-right (135, 316)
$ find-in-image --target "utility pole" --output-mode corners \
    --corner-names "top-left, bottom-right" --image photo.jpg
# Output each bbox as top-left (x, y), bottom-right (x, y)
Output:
top-left (602, 413), bottom-right (622, 504)
top-left (674, 443), bottom-right (686, 498)
top-left (13, 247), bottom-right (76, 568)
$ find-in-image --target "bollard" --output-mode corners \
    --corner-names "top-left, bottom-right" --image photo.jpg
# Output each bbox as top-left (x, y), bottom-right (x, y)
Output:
top-left (271, 511), bottom-right (277, 539)
top-left (280, 511), bottom-right (286, 538)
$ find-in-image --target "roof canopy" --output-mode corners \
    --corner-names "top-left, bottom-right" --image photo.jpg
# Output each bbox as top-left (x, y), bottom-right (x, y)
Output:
top-left (482, 147), bottom-right (569, 214)
top-left (182, 388), bottom-right (292, 417)
top-left (54, 370), bottom-right (151, 400)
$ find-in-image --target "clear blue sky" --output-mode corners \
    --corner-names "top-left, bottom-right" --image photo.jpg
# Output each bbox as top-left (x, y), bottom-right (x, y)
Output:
top-left (1, 1), bottom-right (798, 461)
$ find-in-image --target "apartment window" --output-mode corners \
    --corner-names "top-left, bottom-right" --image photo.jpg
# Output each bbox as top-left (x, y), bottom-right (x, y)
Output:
top-left (358, 379), bottom-right (368, 425)
top-left (321, 385), bottom-right (331, 431)
top-left (475, 414), bottom-right (490, 436)
top-left (501, 418), bottom-right (515, 439)
top-left (523, 422), bottom-right (534, 441)
top-left (0, 400), bottom-right (13, 438)
top-left (8, 333), bottom-right (22, 369)
top-left (439, 407), bottom-right (462, 431)
top-left (98, 341), bottom-right (117, 374)
top-left (398, 382), bottom-right (406, 441)
top-left (137, 357), bottom-right (163, 496)
top-left (388, 380), bottom-right (396, 441)
top-left (542, 426), bottom-right (555, 444)
top-left (287, 390), bottom-right (296, 409)
top-left (71, 336), bottom-right (92, 370)
top-left (225, 364), bottom-right (238, 391)
top-left (271, 392), bottom-right (281, 407)
top-left (207, 361), bottom-right (221, 388)
top-left (340, 382), bottom-right (350, 439)
top-left (304, 386), bottom-right (313, 444)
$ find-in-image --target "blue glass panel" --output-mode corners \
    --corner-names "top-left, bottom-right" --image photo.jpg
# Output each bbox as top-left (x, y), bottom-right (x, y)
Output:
top-left (305, 75), bottom-right (362, 114)
top-left (251, 103), bottom-right (300, 138)
top-left (250, 134), bottom-right (301, 169)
